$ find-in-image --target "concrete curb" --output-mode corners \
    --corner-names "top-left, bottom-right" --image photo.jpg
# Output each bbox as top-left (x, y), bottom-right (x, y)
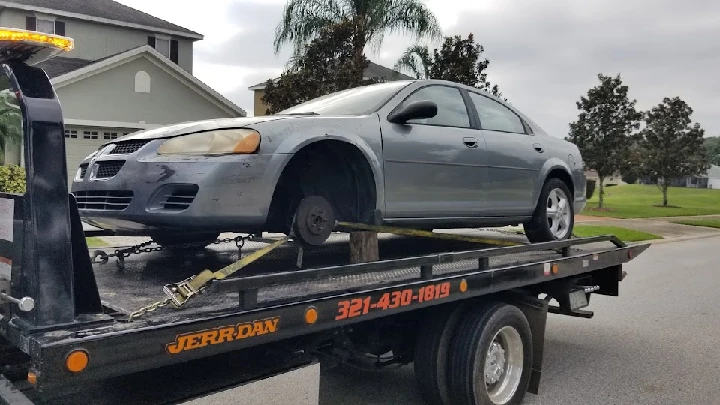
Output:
top-left (643, 232), bottom-right (720, 245)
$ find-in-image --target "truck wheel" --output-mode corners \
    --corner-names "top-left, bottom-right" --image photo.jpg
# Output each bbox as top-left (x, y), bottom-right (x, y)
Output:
top-left (414, 303), bottom-right (474, 405)
top-left (448, 303), bottom-right (533, 405)
top-left (151, 232), bottom-right (220, 250)
top-left (524, 178), bottom-right (574, 243)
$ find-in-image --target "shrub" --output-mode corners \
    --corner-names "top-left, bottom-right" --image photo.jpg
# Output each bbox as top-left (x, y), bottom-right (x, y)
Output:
top-left (0, 165), bottom-right (25, 194)
top-left (585, 179), bottom-right (596, 200)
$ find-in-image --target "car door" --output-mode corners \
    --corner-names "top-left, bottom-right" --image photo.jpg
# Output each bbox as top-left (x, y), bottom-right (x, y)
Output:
top-left (466, 91), bottom-right (543, 214)
top-left (380, 84), bottom-right (489, 218)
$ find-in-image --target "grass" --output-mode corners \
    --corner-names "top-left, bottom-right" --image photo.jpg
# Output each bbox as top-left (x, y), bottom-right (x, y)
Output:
top-left (573, 225), bottom-right (662, 242)
top-left (671, 218), bottom-right (720, 229)
top-left (583, 184), bottom-right (720, 218)
top-left (85, 237), bottom-right (107, 248)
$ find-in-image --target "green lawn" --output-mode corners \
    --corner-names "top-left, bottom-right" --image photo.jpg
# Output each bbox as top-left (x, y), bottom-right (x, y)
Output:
top-left (583, 184), bottom-right (720, 218)
top-left (86, 237), bottom-right (107, 248)
top-left (573, 225), bottom-right (661, 242)
top-left (671, 218), bottom-right (720, 229)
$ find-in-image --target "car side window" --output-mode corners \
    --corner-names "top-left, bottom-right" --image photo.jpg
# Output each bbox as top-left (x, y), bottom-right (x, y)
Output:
top-left (400, 85), bottom-right (471, 128)
top-left (468, 92), bottom-right (526, 134)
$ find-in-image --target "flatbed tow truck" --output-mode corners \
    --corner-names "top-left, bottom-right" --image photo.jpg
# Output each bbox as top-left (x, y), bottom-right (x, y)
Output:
top-left (0, 28), bottom-right (649, 405)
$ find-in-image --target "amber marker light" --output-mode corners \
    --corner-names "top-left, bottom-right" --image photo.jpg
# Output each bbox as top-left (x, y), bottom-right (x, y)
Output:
top-left (551, 264), bottom-right (559, 275)
top-left (66, 350), bottom-right (89, 373)
top-left (305, 307), bottom-right (318, 324)
top-left (459, 279), bottom-right (468, 293)
top-left (27, 371), bottom-right (37, 385)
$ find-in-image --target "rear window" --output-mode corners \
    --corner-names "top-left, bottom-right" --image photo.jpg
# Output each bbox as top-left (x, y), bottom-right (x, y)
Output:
top-left (278, 81), bottom-right (412, 116)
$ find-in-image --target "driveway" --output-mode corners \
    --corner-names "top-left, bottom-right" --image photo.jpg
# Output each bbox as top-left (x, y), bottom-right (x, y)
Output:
top-left (320, 235), bottom-right (720, 405)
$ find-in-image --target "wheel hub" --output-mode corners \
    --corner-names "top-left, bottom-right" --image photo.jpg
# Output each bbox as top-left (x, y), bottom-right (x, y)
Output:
top-left (293, 196), bottom-right (336, 246)
top-left (485, 341), bottom-right (506, 385)
top-left (306, 207), bottom-right (330, 235)
top-left (546, 188), bottom-right (571, 239)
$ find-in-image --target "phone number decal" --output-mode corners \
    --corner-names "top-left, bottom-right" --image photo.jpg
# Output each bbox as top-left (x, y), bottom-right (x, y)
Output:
top-left (335, 282), bottom-right (452, 320)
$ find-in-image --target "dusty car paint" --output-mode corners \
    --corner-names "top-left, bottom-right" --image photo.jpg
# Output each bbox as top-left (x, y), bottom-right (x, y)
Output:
top-left (71, 80), bottom-right (585, 233)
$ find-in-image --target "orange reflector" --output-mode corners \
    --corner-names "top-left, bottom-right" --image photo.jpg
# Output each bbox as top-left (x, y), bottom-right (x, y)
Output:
top-left (459, 279), bottom-right (468, 293)
top-left (551, 264), bottom-right (559, 274)
top-left (66, 350), bottom-right (89, 373)
top-left (304, 307), bottom-right (318, 324)
top-left (27, 371), bottom-right (37, 385)
top-left (232, 132), bottom-right (261, 154)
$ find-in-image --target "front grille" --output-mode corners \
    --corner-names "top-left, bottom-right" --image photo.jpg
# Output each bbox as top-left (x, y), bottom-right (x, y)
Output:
top-left (74, 190), bottom-right (133, 211)
top-left (110, 140), bottom-right (150, 155)
top-left (95, 161), bottom-right (125, 179)
top-left (78, 164), bottom-right (88, 179)
top-left (162, 186), bottom-right (199, 211)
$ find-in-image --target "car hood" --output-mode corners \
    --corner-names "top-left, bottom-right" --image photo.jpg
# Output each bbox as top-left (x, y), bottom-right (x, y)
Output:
top-left (113, 116), bottom-right (290, 142)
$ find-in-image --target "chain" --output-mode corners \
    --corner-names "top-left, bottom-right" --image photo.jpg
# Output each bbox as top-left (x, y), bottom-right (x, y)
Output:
top-left (127, 297), bottom-right (173, 321)
top-left (91, 235), bottom-right (252, 265)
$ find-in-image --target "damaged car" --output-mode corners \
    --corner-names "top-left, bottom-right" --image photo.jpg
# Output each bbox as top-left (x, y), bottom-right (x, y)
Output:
top-left (71, 79), bottom-right (586, 246)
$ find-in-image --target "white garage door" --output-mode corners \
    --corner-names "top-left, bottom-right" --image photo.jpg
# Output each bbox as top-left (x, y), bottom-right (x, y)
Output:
top-left (64, 127), bottom-right (131, 188)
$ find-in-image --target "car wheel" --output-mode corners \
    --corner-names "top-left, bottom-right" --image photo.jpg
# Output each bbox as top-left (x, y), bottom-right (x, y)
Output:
top-left (151, 232), bottom-right (220, 250)
top-left (523, 178), bottom-right (574, 243)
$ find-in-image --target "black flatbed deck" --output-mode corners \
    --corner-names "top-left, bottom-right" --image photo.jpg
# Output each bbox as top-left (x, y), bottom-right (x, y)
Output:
top-left (91, 230), bottom-right (608, 323)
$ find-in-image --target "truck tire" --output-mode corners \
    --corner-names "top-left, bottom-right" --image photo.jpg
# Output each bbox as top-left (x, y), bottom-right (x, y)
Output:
top-left (524, 178), bottom-right (574, 243)
top-left (414, 303), bottom-right (475, 405)
top-left (448, 303), bottom-right (533, 405)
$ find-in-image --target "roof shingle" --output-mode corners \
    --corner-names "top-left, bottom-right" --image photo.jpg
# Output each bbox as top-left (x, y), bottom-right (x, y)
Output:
top-left (36, 56), bottom-right (94, 78)
top-left (7, 0), bottom-right (201, 37)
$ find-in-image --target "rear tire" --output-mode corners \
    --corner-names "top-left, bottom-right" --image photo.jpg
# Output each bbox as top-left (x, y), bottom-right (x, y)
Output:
top-left (414, 304), bottom-right (474, 405)
top-left (151, 232), bottom-right (220, 250)
top-left (448, 303), bottom-right (533, 405)
top-left (523, 178), bottom-right (574, 243)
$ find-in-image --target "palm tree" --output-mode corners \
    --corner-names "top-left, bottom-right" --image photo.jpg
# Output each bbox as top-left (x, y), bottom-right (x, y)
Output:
top-left (393, 44), bottom-right (432, 79)
top-left (274, 0), bottom-right (442, 67)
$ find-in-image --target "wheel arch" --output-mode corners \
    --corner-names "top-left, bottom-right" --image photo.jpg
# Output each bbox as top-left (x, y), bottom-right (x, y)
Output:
top-left (264, 136), bottom-right (382, 231)
top-left (535, 159), bottom-right (574, 204)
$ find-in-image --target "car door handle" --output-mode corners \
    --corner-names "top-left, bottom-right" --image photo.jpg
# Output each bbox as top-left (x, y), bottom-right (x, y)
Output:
top-left (463, 137), bottom-right (479, 148)
top-left (533, 143), bottom-right (544, 153)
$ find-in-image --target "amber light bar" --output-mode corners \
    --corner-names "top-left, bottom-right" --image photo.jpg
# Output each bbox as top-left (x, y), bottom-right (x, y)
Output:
top-left (0, 27), bottom-right (73, 51)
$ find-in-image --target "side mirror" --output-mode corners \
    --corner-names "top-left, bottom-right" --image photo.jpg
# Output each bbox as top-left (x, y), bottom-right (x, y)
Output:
top-left (388, 100), bottom-right (438, 124)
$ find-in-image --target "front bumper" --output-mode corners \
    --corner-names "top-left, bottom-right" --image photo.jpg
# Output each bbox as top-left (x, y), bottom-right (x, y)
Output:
top-left (71, 140), bottom-right (278, 232)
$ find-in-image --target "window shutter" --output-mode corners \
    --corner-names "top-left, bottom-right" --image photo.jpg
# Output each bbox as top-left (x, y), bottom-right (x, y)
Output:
top-left (170, 40), bottom-right (179, 64)
top-left (147, 36), bottom-right (156, 48)
top-left (55, 21), bottom-right (65, 36)
top-left (26, 16), bottom-right (36, 31)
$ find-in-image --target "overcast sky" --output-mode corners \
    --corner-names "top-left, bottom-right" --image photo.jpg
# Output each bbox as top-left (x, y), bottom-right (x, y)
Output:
top-left (118, 0), bottom-right (720, 138)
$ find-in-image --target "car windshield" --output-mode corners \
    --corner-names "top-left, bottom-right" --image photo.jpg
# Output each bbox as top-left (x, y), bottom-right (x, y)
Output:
top-left (277, 81), bottom-right (412, 116)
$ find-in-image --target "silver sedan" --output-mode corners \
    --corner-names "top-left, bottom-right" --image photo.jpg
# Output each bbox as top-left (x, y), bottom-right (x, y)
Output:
top-left (71, 80), bottom-right (586, 246)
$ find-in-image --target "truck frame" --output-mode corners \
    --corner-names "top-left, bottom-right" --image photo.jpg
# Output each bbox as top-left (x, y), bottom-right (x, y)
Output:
top-left (0, 29), bottom-right (649, 405)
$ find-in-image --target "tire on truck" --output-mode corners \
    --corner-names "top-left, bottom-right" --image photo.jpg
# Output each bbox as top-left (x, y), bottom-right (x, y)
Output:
top-left (448, 302), bottom-right (534, 405)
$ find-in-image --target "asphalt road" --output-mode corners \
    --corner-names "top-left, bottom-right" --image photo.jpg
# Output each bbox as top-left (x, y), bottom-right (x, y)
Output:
top-left (319, 236), bottom-right (720, 405)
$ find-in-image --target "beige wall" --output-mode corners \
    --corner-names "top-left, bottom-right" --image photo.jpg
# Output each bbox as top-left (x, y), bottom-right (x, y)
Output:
top-left (0, 8), bottom-right (194, 73)
top-left (253, 89), bottom-right (269, 116)
top-left (55, 56), bottom-right (236, 125)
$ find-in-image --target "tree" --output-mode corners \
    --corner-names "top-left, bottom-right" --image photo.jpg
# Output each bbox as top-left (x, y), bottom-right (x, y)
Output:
top-left (263, 20), bottom-right (376, 114)
top-left (638, 97), bottom-right (709, 206)
top-left (0, 88), bottom-right (22, 163)
top-left (566, 74), bottom-right (642, 208)
top-left (274, 0), bottom-right (442, 79)
top-left (394, 34), bottom-right (503, 99)
top-left (704, 136), bottom-right (720, 166)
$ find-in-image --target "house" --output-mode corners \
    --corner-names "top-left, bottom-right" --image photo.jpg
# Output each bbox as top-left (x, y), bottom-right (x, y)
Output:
top-left (247, 62), bottom-right (412, 116)
top-left (584, 170), bottom-right (625, 186)
top-left (675, 165), bottom-right (720, 189)
top-left (0, 0), bottom-right (245, 186)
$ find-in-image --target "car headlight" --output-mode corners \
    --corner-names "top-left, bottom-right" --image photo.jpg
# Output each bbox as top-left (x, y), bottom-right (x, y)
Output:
top-left (157, 129), bottom-right (261, 155)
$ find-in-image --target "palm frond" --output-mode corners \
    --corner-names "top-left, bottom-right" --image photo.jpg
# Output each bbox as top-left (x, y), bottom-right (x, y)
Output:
top-left (368, 0), bottom-right (442, 50)
top-left (273, 0), bottom-right (347, 54)
top-left (394, 44), bottom-right (431, 79)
